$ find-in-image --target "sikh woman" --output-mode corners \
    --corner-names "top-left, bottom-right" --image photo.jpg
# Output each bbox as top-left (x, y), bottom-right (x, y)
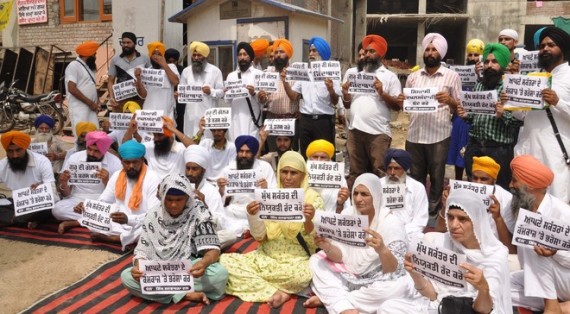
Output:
top-left (220, 151), bottom-right (324, 308)
top-left (404, 189), bottom-right (511, 313)
top-left (306, 173), bottom-right (416, 314)
top-left (121, 174), bottom-right (228, 304)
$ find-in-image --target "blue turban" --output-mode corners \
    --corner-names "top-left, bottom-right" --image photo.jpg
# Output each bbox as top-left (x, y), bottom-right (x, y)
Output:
top-left (234, 135), bottom-right (259, 156)
top-left (118, 140), bottom-right (146, 159)
top-left (34, 114), bottom-right (55, 129)
top-left (384, 148), bottom-right (412, 171)
top-left (533, 27), bottom-right (547, 49)
top-left (309, 36), bottom-right (331, 60)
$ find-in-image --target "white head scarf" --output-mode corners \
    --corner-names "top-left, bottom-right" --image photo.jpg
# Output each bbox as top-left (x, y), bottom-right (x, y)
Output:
top-left (184, 145), bottom-right (210, 171)
top-left (498, 29), bottom-right (519, 41)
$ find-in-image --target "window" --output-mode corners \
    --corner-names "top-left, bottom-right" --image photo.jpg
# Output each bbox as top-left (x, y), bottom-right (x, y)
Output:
top-left (60, 0), bottom-right (111, 23)
top-left (207, 45), bottom-right (235, 79)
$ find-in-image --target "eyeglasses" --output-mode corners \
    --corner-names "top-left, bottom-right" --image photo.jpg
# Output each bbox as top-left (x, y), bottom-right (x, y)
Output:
top-left (538, 42), bottom-right (557, 50)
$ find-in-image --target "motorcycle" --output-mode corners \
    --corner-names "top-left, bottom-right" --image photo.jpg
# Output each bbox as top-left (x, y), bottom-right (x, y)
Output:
top-left (0, 80), bottom-right (66, 134)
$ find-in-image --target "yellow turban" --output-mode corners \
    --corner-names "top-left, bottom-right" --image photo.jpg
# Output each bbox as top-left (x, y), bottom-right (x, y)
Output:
top-left (189, 41), bottom-right (210, 58)
top-left (75, 41), bottom-right (99, 57)
top-left (75, 122), bottom-right (97, 136)
top-left (273, 38), bottom-right (293, 58)
top-left (251, 38), bottom-right (270, 58)
top-left (472, 156), bottom-right (500, 180)
top-left (511, 155), bottom-right (554, 189)
top-left (466, 39), bottom-right (485, 55)
top-left (306, 139), bottom-right (335, 159)
top-left (147, 41), bottom-right (166, 56)
top-left (123, 101), bottom-right (141, 113)
top-left (1, 131), bottom-right (31, 150)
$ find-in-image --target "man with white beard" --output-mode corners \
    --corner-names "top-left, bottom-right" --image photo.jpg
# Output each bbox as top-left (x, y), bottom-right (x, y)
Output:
top-left (32, 114), bottom-right (67, 173)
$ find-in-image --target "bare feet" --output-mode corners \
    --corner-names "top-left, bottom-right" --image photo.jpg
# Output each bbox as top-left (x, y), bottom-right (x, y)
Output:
top-left (58, 221), bottom-right (80, 234)
top-left (184, 292), bottom-right (210, 305)
top-left (267, 290), bottom-right (291, 308)
top-left (27, 221), bottom-right (39, 230)
top-left (90, 233), bottom-right (120, 244)
top-left (303, 295), bottom-right (323, 308)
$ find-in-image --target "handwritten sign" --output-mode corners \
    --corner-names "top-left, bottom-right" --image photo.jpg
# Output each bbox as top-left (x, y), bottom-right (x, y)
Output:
top-left (255, 188), bottom-right (305, 221)
top-left (450, 65), bottom-right (477, 91)
top-left (17, 0), bottom-right (48, 25)
top-left (225, 169), bottom-right (258, 195)
top-left (381, 184), bottom-right (406, 210)
top-left (29, 142), bottom-right (48, 155)
top-left (285, 62), bottom-right (311, 81)
top-left (460, 90), bottom-right (498, 115)
top-left (113, 79), bottom-right (138, 102)
top-left (204, 108), bottom-right (231, 129)
top-left (135, 110), bottom-right (164, 133)
top-left (13, 183), bottom-right (55, 216)
top-left (411, 239), bottom-right (467, 288)
top-left (307, 161), bottom-right (344, 189)
top-left (139, 260), bottom-right (193, 295)
top-left (80, 199), bottom-right (113, 232)
top-left (177, 85), bottom-right (203, 103)
top-left (224, 79), bottom-right (249, 100)
top-left (347, 73), bottom-right (376, 95)
top-left (263, 119), bottom-right (295, 136)
top-left (254, 72), bottom-right (279, 92)
top-left (141, 68), bottom-right (166, 88)
top-left (109, 113), bottom-right (133, 131)
top-left (512, 208), bottom-right (570, 251)
top-left (449, 179), bottom-right (493, 208)
top-left (519, 51), bottom-right (540, 74)
top-left (315, 212), bottom-right (368, 247)
top-left (311, 61), bottom-right (342, 81)
top-left (403, 87), bottom-right (439, 112)
top-left (503, 74), bottom-right (548, 110)
top-left (68, 162), bottom-right (102, 185)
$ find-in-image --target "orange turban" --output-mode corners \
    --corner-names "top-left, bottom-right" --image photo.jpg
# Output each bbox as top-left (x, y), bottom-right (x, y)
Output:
top-left (1, 131), bottom-right (31, 150)
top-left (75, 121), bottom-right (98, 136)
top-left (362, 35), bottom-right (388, 57)
top-left (472, 156), bottom-right (500, 180)
top-left (273, 38), bottom-right (293, 58)
top-left (511, 155), bottom-right (554, 189)
top-left (148, 41), bottom-right (166, 56)
top-left (251, 38), bottom-right (269, 58)
top-left (162, 116), bottom-right (174, 137)
top-left (75, 41), bottom-right (99, 57)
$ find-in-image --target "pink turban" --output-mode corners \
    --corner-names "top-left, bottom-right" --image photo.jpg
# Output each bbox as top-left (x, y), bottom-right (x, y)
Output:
top-left (422, 33), bottom-right (448, 58)
top-left (86, 131), bottom-right (114, 155)
top-left (510, 155), bottom-right (554, 189)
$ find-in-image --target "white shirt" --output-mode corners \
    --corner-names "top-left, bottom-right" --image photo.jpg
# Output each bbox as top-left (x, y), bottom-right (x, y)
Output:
top-left (199, 138), bottom-right (237, 180)
top-left (292, 78), bottom-right (341, 115)
top-left (143, 141), bottom-right (186, 178)
top-left (314, 176), bottom-right (350, 213)
top-left (62, 150), bottom-right (122, 199)
top-left (142, 64), bottom-right (180, 119)
top-left (65, 58), bottom-right (98, 107)
top-left (0, 151), bottom-right (55, 190)
top-left (198, 179), bottom-right (225, 229)
top-left (225, 66), bottom-right (264, 140)
top-left (108, 130), bottom-right (153, 145)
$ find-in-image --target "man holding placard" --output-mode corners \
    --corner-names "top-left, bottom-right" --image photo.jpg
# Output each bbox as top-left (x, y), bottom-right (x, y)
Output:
top-left (196, 119), bottom-right (236, 181)
top-left (258, 126), bottom-right (292, 173)
top-left (498, 28), bottom-right (521, 74)
top-left (32, 114), bottom-right (67, 174)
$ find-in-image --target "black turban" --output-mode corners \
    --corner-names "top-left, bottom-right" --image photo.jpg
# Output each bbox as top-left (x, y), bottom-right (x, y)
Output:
top-left (237, 42), bottom-right (255, 61)
top-left (539, 27), bottom-right (570, 60)
top-left (384, 148), bottom-right (412, 171)
top-left (121, 32), bottom-right (137, 44)
top-left (165, 48), bottom-right (180, 61)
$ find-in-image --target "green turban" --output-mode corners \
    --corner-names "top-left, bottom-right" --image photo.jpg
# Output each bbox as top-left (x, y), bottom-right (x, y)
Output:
top-left (482, 43), bottom-right (510, 70)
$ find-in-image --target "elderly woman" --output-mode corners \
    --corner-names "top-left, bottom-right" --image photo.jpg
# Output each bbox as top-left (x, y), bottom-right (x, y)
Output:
top-left (306, 173), bottom-right (415, 314)
top-left (404, 189), bottom-right (511, 313)
top-left (120, 174), bottom-right (228, 304)
top-left (220, 151), bottom-right (324, 308)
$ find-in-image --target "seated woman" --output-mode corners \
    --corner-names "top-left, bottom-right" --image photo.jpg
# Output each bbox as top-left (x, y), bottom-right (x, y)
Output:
top-left (121, 174), bottom-right (228, 304)
top-left (306, 173), bottom-right (415, 314)
top-left (220, 151), bottom-right (324, 308)
top-left (404, 189), bottom-right (511, 313)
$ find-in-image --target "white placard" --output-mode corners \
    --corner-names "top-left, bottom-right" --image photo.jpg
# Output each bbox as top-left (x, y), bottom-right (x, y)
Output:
top-left (460, 90), bottom-right (498, 115)
top-left (204, 108), bottom-right (231, 129)
top-left (135, 110), bottom-right (164, 133)
top-left (225, 169), bottom-right (259, 195)
top-left (177, 85), bottom-right (203, 103)
top-left (13, 183), bottom-right (55, 217)
top-left (347, 72), bottom-right (376, 95)
top-left (29, 142), bottom-right (48, 155)
top-left (381, 184), bottom-right (406, 210)
top-left (307, 161), bottom-right (345, 189)
top-left (254, 72), bottom-right (279, 92)
top-left (80, 199), bottom-right (113, 233)
top-left (224, 79), bottom-right (249, 100)
top-left (255, 188), bottom-right (305, 221)
top-left (109, 113), bottom-right (133, 131)
top-left (411, 239), bottom-right (468, 288)
top-left (263, 118), bottom-right (295, 136)
top-left (512, 208), bottom-right (570, 251)
top-left (503, 74), bottom-right (548, 110)
top-left (315, 211), bottom-right (369, 247)
top-left (449, 179), bottom-right (493, 208)
top-left (113, 79), bottom-right (138, 102)
top-left (17, 0), bottom-right (48, 25)
top-left (285, 62), bottom-right (311, 81)
top-left (519, 51), bottom-right (541, 75)
top-left (68, 162), bottom-right (102, 185)
top-left (311, 61), bottom-right (342, 81)
top-left (403, 87), bottom-right (439, 112)
top-left (139, 260), bottom-right (194, 295)
top-left (450, 65), bottom-right (477, 91)
top-left (141, 68), bottom-right (166, 88)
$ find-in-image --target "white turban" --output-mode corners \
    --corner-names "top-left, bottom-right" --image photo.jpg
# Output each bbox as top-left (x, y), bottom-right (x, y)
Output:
top-left (184, 145), bottom-right (210, 171)
top-left (499, 29), bottom-right (519, 41)
top-left (422, 33), bottom-right (448, 58)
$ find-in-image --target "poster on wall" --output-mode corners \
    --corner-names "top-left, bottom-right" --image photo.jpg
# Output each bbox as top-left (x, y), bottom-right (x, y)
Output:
top-left (17, 0), bottom-right (48, 25)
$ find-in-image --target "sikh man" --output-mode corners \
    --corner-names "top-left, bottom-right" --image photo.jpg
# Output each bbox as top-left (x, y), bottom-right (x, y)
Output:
top-left (508, 155), bottom-right (570, 313)
top-left (257, 126), bottom-right (292, 173)
top-left (108, 101), bottom-right (153, 146)
top-left (65, 41), bottom-right (101, 135)
top-left (380, 148), bottom-right (428, 242)
top-left (65, 121), bottom-right (98, 163)
top-left (341, 35), bottom-right (401, 188)
top-left (74, 140), bottom-right (161, 249)
top-left (514, 26), bottom-right (570, 204)
top-left (180, 41), bottom-right (224, 140)
top-left (164, 48), bottom-right (186, 132)
top-left (0, 131), bottom-right (55, 228)
top-left (498, 28), bottom-right (520, 74)
top-left (399, 33), bottom-right (462, 215)
top-left (251, 38), bottom-right (269, 70)
top-left (194, 118), bottom-right (237, 182)
top-left (217, 135), bottom-right (277, 237)
top-left (53, 131), bottom-right (122, 234)
top-left (32, 114), bottom-right (67, 173)
top-left (458, 43), bottom-right (523, 189)
top-left (283, 36), bottom-right (341, 156)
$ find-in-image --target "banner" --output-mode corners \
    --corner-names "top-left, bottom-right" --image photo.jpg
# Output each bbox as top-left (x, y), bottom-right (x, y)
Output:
top-left (315, 211), bottom-right (368, 247)
top-left (17, 0), bottom-right (46, 25)
top-left (254, 72), bottom-right (279, 92)
top-left (285, 62), bottom-right (311, 81)
top-left (225, 169), bottom-right (258, 195)
top-left (263, 118), bottom-right (295, 136)
top-left (411, 239), bottom-right (467, 288)
top-left (450, 65), bottom-right (477, 91)
top-left (109, 113), bottom-right (133, 131)
top-left (503, 74), bottom-right (548, 110)
top-left (139, 260), bottom-right (193, 295)
top-left (177, 85), bottom-right (203, 103)
top-left (224, 79), bottom-right (249, 100)
top-left (67, 162), bottom-right (102, 185)
top-left (204, 108), bottom-right (231, 129)
top-left (141, 68), bottom-right (166, 88)
top-left (381, 184), bottom-right (406, 210)
top-left (347, 72), bottom-right (376, 95)
top-left (403, 87), bottom-right (439, 112)
top-left (307, 161), bottom-right (344, 189)
top-left (310, 61), bottom-right (341, 81)
top-left (29, 142), bottom-right (48, 155)
top-left (512, 208), bottom-right (570, 251)
top-left (449, 179), bottom-right (493, 208)
top-left (460, 90), bottom-right (497, 115)
top-left (113, 79), bottom-right (138, 102)
top-left (519, 51), bottom-right (540, 74)
top-left (135, 110), bottom-right (164, 133)
top-left (13, 183), bottom-right (54, 216)
top-left (255, 188), bottom-right (305, 222)
top-left (80, 199), bottom-right (113, 233)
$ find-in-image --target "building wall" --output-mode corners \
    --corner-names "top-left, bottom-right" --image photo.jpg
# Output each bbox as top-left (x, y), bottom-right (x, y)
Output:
top-left (467, 0), bottom-right (526, 44)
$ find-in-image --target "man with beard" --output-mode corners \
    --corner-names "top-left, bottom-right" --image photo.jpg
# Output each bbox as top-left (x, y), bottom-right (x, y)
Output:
top-left (64, 122), bottom-right (98, 163)
top-left (53, 131), bottom-right (122, 233)
top-left (498, 28), bottom-right (521, 74)
top-left (74, 140), bottom-right (161, 249)
top-left (251, 38), bottom-right (269, 71)
top-left (217, 135), bottom-right (276, 237)
top-left (0, 131), bottom-right (55, 228)
top-left (508, 155), bottom-right (570, 313)
top-left (284, 36), bottom-right (341, 157)
top-left (399, 33), bottom-right (461, 216)
top-left (65, 41), bottom-right (101, 135)
top-left (258, 127), bottom-right (292, 173)
top-left (180, 41), bottom-right (224, 140)
top-left (341, 35), bottom-right (401, 188)
top-left (457, 43), bottom-right (523, 189)
top-left (379, 148), bottom-right (428, 242)
top-left (196, 118), bottom-right (237, 181)
top-left (32, 114), bottom-right (67, 173)
top-left (514, 27), bottom-right (570, 204)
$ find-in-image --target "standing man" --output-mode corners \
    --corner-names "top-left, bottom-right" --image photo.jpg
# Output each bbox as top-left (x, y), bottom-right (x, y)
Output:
top-left (66, 41), bottom-right (101, 135)
top-left (251, 38), bottom-right (269, 70)
top-left (401, 33), bottom-right (462, 215)
top-left (165, 48), bottom-right (186, 133)
top-left (498, 28), bottom-right (520, 74)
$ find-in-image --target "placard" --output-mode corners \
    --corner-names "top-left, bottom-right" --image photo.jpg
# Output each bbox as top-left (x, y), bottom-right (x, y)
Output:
top-left (311, 61), bottom-right (342, 81)
top-left (204, 108), bottom-right (231, 129)
top-left (315, 211), bottom-right (369, 247)
top-left (109, 113), bottom-right (133, 131)
top-left (139, 260), bottom-right (193, 295)
top-left (403, 87), bottom-right (439, 112)
top-left (411, 239), bottom-right (467, 288)
top-left (113, 79), bottom-right (138, 102)
top-left (460, 90), bottom-right (498, 115)
top-left (177, 85), bottom-right (203, 103)
top-left (263, 118), bottom-right (295, 136)
top-left (135, 110), bottom-right (164, 133)
top-left (254, 72), bottom-right (279, 92)
top-left (449, 179), bottom-right (493, 208)
top-left (307, 161), bottom-right (344, 189)
top-left (512, 208), bottom-right (570, 251)
top-left (80, 199), bottom-right (113, 232)
top-left (347, 72), bottom-right (376, 95)
top-left (17, 0), bottom-right (48, 25)
top-left (141, 68), bottom-right (166, 88)
top-left (225, 169), bottom-right (258, 195)
top-left (29, 142), bottom-right (48, 155)
top-left (503, 74), bottom-right (548, 110)
top-left (285, 62), bottom-right (311, 81)
top-left (449, 65), bottom-right (477, 91)
top-left (255, 188), bottom-right (305, 221)
top-left (381, 184), bottom-right (406, 210)
top-left (13, 183), bottom-right (55, 217)
top-left (68, 162), bottom-right (102, 185)
top-left (519, 51), bottom-right (540, 74)
top-left (224, 79), bottom-right (249, 100)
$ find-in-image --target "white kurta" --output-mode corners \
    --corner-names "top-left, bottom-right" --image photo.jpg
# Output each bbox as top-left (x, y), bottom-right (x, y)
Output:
top-left (225, 67), bottom-right (264, 140)
top-left (65, 58), bottom-right (99, 135)
top-left (143, 141), bottom-right (186, 179)
top-left (0, 151), bottom-right (55, 190)
top-left (314, 176), bottom-right (350, 213)
top-left (142, 64), bottom-right (180, 120)
top-left (198, 179), bottom-right (235, 249)
top-left (199, 138), bottom-right (237, 181)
